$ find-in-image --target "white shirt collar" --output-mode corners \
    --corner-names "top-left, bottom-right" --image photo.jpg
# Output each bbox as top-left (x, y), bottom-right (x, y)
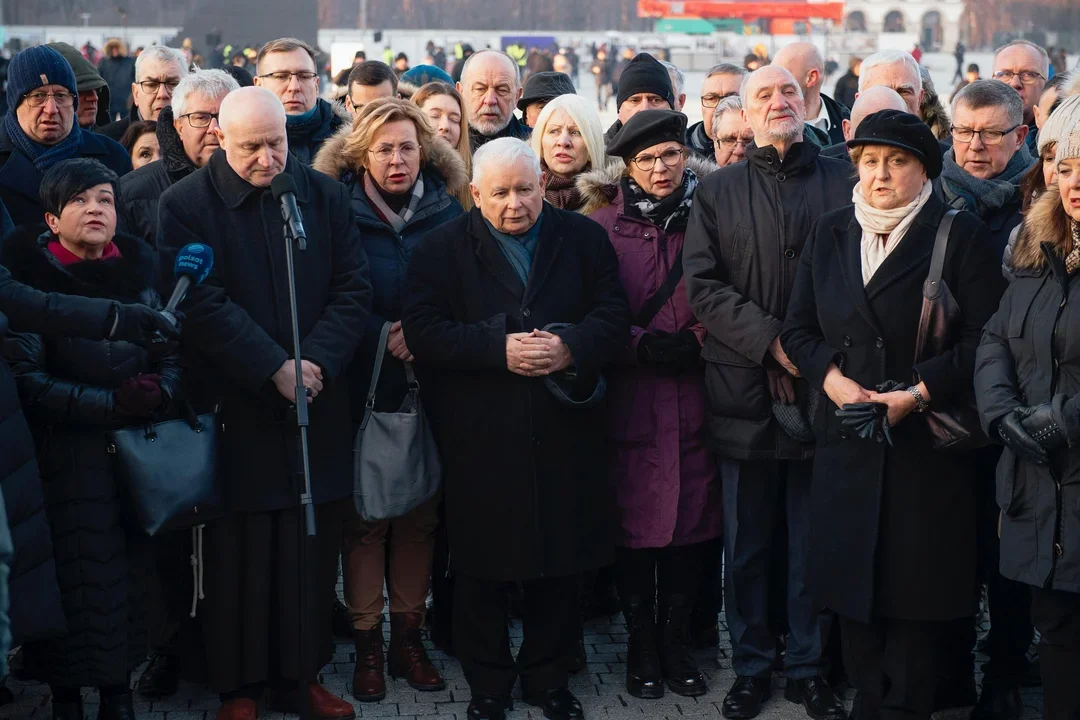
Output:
top-left (807, 98), bottom-right (831, 132)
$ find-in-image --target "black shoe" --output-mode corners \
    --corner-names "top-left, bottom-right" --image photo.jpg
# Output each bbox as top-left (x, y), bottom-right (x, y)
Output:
top-left (722, 676), bottom-right (771, 719)
top-left (526, 688), bottom-right (583, 720)
top-left (467, 695), bottom-right (512, 720)
top-left (658, 595), bottom-right (707, 697)
top-left (332, 599), bottom-right (353, 639)
top-left (566, 629), bottom-right (587, 675)
top-left (623, 595), bottom-right (664, 699)
top-left (934, 673), bottom-right (978, 710)
top-left (971, 682), bottom-right (1022, 720)
top-left (51, 698), bottom-right (83, 720)
top-left (97, 693), bottom-right (136, 720)
top-left (784, 677), bottom-right (847, 720)
top-left (137, 653), bottom-right (181, 698)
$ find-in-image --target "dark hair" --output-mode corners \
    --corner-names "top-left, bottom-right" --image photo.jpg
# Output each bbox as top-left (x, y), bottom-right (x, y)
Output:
top-left (1020, 141), bottom-right (1056, 212)
top-left (40, 158), bottom-right (121, 218)
top-left (347, 60), bottom-right (398, 94)
top-left (221, 64), bottom-right (254, 87)
top-left (354, 50), bottom-right (366, 61)
top-left (119, 119), bottom-right (157, 155)
top-left (1043, 73), bottom-right (1072, 117)
top-left (966, 63), bottom-right (980, 73)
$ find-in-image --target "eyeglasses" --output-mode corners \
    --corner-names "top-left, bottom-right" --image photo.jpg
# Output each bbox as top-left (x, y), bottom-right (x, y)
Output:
top-left (717, 136), bottom-right (754, 150)
top-left (631, 148), bottom-right (686, 171)
top-left (23, 91), bottom-right (75, 108)
top-left (950, 124), bottom-right (1021, 145)
top-left (179, 111), bottom-right (219, 128)
top-left (992, 70), bottom-right (1045, 85)
top-left (700, 92), bottom-right (737, 109)
top-left (369, 143), bottom-right (420, 164)
top-left (258, 71), bottom-right (319, 84)
top-left (137, 78), bottom-right (181, 95)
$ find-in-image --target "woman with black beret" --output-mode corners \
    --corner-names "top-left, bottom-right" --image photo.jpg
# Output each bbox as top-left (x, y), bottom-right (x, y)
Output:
top-left (780, 110), bottom-right (1006, 720)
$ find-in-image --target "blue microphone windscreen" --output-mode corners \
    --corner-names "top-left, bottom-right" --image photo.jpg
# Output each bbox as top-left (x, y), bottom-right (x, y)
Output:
top-left (174, 243), bottom-right (214, 284)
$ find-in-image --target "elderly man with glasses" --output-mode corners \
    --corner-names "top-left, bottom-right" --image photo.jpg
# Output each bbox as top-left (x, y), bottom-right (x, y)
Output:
top-left (685, 63), bottom-right (747, 161)
top-left (992, 39), bottom-right (1049, 154)
top-left (100, 44), bottom-right (189, 143)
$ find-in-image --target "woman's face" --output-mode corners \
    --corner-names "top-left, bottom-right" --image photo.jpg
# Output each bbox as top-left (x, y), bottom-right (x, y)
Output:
top-left (540, 107), bottom-right (589, 178)
top-left (857, 145), bottom-right (927, 211)
top-left (1058, 157), bottom-right (1080, 223)
top-left (45, 182), bottom-right (117, 255)
top-left (420, 94), bottom-right (461, 148)
top-left (1043, 142), bottom-right (1058, 190)
top-left (367, 119), bottom-right (422, 195)
top-left (627, 141), bottom-right (686, 199)
top-left (130, 131), bottom-right (160, 170)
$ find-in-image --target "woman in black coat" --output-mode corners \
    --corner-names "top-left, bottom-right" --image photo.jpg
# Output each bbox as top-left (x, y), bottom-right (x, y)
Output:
top-left (1, 159), bottom-right (181, 720)
top-left (780, 111), bottom-right (1006, 720)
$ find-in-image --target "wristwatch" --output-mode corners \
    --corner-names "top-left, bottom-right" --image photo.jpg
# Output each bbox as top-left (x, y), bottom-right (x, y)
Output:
top-left (907, 385), bottom-right (930, 413)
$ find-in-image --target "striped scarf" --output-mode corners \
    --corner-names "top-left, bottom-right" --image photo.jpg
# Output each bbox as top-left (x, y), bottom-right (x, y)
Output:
top-left (363, 172), bottom-right (425, 234)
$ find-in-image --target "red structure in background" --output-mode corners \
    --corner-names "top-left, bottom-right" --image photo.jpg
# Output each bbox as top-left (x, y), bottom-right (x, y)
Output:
top-left (637, 0), bottom-right (845, 23)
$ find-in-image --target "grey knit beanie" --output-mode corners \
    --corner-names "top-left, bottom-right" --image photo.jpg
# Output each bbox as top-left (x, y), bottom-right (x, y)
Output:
top-left (1055, 124), bottom-right (1080, 165)
top-left (1040, 93), bottom-right (1080, 157)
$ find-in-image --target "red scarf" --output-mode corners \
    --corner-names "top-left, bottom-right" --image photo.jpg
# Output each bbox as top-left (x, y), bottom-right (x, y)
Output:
top-left (47, 239), bottom-right (121, 266)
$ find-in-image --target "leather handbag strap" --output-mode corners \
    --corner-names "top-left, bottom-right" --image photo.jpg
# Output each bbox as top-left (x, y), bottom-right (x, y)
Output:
top-left (365, 322), bottom-right (393, 410)
top-left (633, 247), bottom-right (684, 330)
top-left (925, 209), bottom-right (959, 300)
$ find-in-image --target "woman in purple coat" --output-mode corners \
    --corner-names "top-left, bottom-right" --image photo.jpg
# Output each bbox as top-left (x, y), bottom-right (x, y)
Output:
top-left (579, 110), bottom-right (721, 701)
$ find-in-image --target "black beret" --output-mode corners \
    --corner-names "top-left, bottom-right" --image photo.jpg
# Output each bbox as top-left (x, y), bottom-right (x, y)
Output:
top-left (518, 71), bottom-right (576, 112)
top-left (616, 53), bottom-right (674, 111)
top-left (847, 109), bottom-right (943, 179)
top-left (605, 109), bottom-right (688, 161)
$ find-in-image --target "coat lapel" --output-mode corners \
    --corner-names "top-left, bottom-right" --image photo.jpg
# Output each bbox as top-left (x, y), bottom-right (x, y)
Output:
top-left (862, 198), bottom-right (940, 301)
top-left (834, 216), bottom-right (887, 336)
top-left (468, 209), bottom-right (526, 300)
top-left (522, 207), bottom-right (564, 309)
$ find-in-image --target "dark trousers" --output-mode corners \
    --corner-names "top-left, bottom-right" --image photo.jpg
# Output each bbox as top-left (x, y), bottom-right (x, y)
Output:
top-left (145, 529), bottom-right (206, 682)
top-left (721, 458), bottom-right (829, 679)
top-left (842, 616), bottom-right (938, 720)
top-left (614, 543), bottom-right (703, 609)
top-left (691, 536), bottom-right (724, 629)
top-left (1030, 585), bottom-right (1080, 720)
top-left (453, 573), bottom-right (580, 699)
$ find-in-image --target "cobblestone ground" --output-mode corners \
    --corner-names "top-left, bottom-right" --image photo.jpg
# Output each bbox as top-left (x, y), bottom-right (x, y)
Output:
top-left (0, 585), bottom-right (1045, 720)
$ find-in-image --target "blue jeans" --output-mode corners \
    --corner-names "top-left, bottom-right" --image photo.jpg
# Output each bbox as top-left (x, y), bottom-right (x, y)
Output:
top-left (721, 458), bottom-right (830, 679)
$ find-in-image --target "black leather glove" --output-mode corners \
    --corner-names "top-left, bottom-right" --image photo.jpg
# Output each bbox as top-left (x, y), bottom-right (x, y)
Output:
top-left (1017, 403), bottom-right (1067, 451)
top-left (652, 330), bottom-right (701, 376)
top-left (108, 302), bottom-right (181, 349)
top-left (836, 401), bottom-right (893, 445)
top-left (637, 331), bottom-right (670, 369)
top-left (995, 409), bottom-right (1049, 465)
top-left (875, 380), bottom-right (907, 394)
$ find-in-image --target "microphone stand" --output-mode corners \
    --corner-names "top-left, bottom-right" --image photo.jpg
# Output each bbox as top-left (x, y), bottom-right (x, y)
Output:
top-left (283, 220), bottom-right (315, 720)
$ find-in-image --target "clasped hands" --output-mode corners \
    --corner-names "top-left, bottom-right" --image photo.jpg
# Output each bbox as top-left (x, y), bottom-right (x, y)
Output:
top-left (272, 359), bottom-right (324, 404)
top-left (506, 329), bottom-right (573, 377)
top-left (823, 364), bottom-right (928, 444)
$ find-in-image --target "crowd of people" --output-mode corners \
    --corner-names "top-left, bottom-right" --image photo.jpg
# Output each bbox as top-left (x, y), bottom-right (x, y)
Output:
top-left (0, 26), bottom-right (1077, 720)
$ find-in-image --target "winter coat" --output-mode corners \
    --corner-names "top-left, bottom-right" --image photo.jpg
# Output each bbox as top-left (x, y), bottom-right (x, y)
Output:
top-left (98, 111), bottom-right (134, 143)
top-left (312, 129), bottom-right (467, 418)
top-left (975, 190), bottom-right (1080, 593)
top-left (834, 72), bottom-right (859, 115)
top-left (0, 127), bottom-right (132, 229)
top-left (935, 179), bottom-right (1024, 263)
top-left (97, 55), bottom-right (135, 121)
top-left (781, 195), bottom-right (1005, 623)
top-left (468, 114), bottom-right (532, 154)
top-left (287, 99), bottom-right (351, 166)
top-left (685, 121), bottom-right (713, 163)
top-left (157, 152), bottom-right (372, 513)
top-left (813, 94), bottom-right (850, 147)
top-left (401, 206), bottom-right (631, 581)
top-left (0, 464), bottom-right (11, 677)
top-left (580, 162), bottom-right (721, 549)
top-left (684, 140), bottom-right (855, 460)
top-left (1, 226), bottom-right (181, 687)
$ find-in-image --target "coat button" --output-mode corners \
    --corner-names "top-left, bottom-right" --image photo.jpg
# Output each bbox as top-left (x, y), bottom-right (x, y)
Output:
top-left (838, 429), bottom-right (849, 440)
top-left (523, 308), bottom-right (531, 318)
top-left (776, 172), bottom-right (786, 182)
top-left (875, 432), bottom-right (885, 443)
top-left (876, 337), bottom-right (884, 349)
top-left (784, 248), bottom-right (796, 259)
top-left (843, 335), bottom-right (852, 347)
top-left (1056, 542), bottom-right (1064, 557)
top-left (613, 225), bottom-right (620, 232)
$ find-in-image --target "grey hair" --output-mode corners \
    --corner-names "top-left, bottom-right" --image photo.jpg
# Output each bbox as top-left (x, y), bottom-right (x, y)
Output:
top-left (135, 44), bottom-right (189, 81)
top-left (705, 63), bottom-right (748, 79)
top-left (739, 66), bottom-right (803, 106)
top-left (471, 137), bottom-right (540, 186)
top-left (460, 49), bottom-right (521, 90)
top-left (172, 69), bottom-right (240, 118)
top-left (858, 50), bottom-right (922, 94)
top-left (661, 61), bottom-right (685, 98)
top-left (994, 39), bottom-right (1050, 78)
top-left (711, 95), bottom-right (744, 137)
top-left (952, 79), bottom-right (1025, 127)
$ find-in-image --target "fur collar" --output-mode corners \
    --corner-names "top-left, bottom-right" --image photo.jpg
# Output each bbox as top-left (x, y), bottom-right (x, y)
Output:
top-left (576, 154), bottom-right (719, 217)
top-left (1010, 187), bottom-right (1073, 271)
top-left (312, 127), bottom-right (469, 198)
top-left (0, 224), bottom-right (157, 302)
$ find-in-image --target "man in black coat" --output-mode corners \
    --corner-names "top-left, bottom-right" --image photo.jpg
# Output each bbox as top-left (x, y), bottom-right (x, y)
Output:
top-left (402, 138), bottom-right (630, 720)
top-left (458, 50), bottom-right (532, 153)
top-left (684, 65), bottom-right (854, 720)
top-left (601, 52), bottom-right (675, 144)
top-left (157, 86), bottom-right (371, 720)
top-left (773, 42), bottom-right (850, 147)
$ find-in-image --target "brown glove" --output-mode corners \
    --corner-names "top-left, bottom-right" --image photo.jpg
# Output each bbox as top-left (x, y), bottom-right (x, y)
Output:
top-left (114, 374), bottom-right (164, 417)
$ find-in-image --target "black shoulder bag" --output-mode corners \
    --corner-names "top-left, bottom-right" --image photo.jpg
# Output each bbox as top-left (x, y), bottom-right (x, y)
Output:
top-left (633, 248), bottom-right (684, 329)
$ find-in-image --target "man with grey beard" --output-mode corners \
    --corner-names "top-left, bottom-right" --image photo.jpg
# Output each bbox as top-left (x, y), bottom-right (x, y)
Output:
top-left (458, 49), bottom-right (532, 152)
top-left (683, 65), bottom-right (853, 720)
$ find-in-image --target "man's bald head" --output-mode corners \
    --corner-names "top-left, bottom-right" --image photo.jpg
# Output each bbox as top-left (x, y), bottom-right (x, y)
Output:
top-left (772, 42), bottom-right (825, 102)
top-left (844, 86), bottom-right (908, 141)
top-left (215, 86), bottom-right (288, 187)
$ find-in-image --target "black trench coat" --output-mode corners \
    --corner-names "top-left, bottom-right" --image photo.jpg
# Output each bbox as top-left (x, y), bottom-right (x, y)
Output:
top-left (780, 194), bottom-right (1006, 622)
top-left (401, 206), bottom-right (631, 582)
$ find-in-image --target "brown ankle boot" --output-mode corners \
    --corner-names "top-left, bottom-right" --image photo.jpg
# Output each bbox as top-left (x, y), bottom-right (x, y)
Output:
top-left (387, 612), bottom-right (445, 691)
top-left (352, 627), bottom-right (386, 702)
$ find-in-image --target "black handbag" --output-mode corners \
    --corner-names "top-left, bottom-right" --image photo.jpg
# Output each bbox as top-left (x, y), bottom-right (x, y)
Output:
top-left (107, 406), bottom-right (223, 536)
top-left (914, 209), bottom-right (988, 451)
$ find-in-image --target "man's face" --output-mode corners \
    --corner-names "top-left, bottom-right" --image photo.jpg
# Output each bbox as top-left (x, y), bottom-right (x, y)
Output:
top-left (524, 100), bottom-right (550, 128)
top-left (713, 111), bottom-right (754, 166)
top-left (77, 88), bottom-right (99, 128)
top-left (1034, 85), bottom-right (1060, 130)
top-left (459, 53), bottom-right (520, 136)
top-left (743, 70), bottom-right (805, 145)
top-left (132, 56), bottom-right (185, 121)
top-left (618, 93), bottom-right (671, 124)
top-left (470, 157), bottom-right (544, 235)
top-left (216, 111), bottom-right (288, 187)
top-left (254, 49), bottom-right (319, 115)
top-left (993, 45), bottom-right (1046, 124)
top-left (700, 72), bottom-right (742, 139)
top-left (346, 80), bottom-right (394, 118)
top-left (858, 61), bottom-right (922, 115)
top-left (951, 101), bottom-right (1027, 180)
top-left (16, 84), bottom-right (75, 145)
top-left (175, 91), bottom-right (226, 168)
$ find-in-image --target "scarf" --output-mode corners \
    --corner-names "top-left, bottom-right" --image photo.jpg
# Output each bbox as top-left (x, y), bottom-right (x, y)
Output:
top-left (157, 106), bottom-right (197, 182)
top-left (4, 112), bottom-right (82, 172)
top-left (363, 172), bottom-right (425, 234)
top-left (941, 143), bottom-right (1033, 217)
top-left (542, 161), bottom-right (588, 211)
top-left (285, 99), bottom-right (335, 164)
top-left (620, 169), bottom-right (698, 233)
top-left (486, 212), bottom-right (544, 287)
top-left (47, 238), bottom-right (121, 266)
top-left (1066, 222), bottom-right (1080, 276)
top-left (854, 180), bottom-right (933, 286)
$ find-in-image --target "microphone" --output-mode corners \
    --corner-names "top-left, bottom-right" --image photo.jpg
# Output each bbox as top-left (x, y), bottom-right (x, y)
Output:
top-left (162, 243), bottom-right (214, 325)
top-left (271, 173), bottom-right (306, 249)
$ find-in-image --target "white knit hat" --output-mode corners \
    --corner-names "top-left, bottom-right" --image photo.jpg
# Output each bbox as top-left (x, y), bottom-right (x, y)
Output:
top-left (1055, 124), bottom-right (1080, 165)
top-left (1041, 93), bottom-right (1080, 157)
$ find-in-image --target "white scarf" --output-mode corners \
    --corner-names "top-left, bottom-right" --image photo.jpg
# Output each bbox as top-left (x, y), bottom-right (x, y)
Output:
top-left (854, 180), bottom-right (933, 286)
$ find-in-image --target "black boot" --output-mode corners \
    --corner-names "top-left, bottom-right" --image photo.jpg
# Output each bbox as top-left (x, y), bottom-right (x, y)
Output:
top-left (623, 594), bottom-right (664, 699)
top-left (136, 654), bottom-right (181, 698)
top-left (658, 594), bottom-right (708, 697)
top-left (97, 692), bottom-right (136, 720)
top-left (51, 698), bottom-right (83, 720)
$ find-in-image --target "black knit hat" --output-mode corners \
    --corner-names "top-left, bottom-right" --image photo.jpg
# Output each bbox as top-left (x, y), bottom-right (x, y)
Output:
top-left (616, 53), bottom-right (674, 111)
top-left (605, 109), bottom-right (687, 161)
top-left (517, 71), bottom-right (576, 111)
top-left (847, 109), bottom-right (944, 179)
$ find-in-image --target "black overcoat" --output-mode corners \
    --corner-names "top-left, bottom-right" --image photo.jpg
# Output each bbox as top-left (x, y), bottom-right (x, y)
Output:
top-left (780, 195), bottom-right (1006, 623)
top-left (401, 206), bottom-right (631, 582)
top-left (157, 153), bottom-right (372, 513)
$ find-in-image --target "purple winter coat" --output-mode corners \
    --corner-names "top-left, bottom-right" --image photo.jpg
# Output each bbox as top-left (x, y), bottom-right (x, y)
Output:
top-left (580, 163), bottom-right (721, 549)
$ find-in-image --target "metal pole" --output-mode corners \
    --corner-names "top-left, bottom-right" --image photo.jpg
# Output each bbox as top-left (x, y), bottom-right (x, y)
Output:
top-left (359, 0), bottom-right (368, 32)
